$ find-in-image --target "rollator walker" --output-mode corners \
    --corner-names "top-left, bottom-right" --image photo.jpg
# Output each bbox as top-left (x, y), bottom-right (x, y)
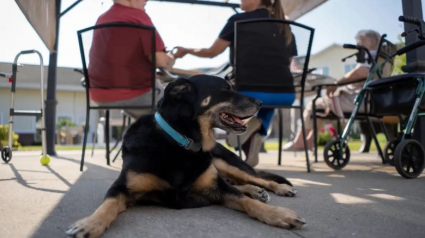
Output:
top-left (323, 16), bottom-right (425, 179)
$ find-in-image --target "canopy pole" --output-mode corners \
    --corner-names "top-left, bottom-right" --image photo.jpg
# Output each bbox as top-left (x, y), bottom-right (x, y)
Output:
top-left (45, 0), bottom-right (83, 156)
top-left (401, 0), bottom-right (425, 148)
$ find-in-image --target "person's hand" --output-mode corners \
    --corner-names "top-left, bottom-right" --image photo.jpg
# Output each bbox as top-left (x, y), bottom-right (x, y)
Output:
top-left (326, 84), bottom-right (338, 97)
top-left (173, 47), bottom-right (188, 58)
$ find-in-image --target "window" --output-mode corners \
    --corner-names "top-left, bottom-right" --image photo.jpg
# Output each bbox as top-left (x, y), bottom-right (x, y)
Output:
top-left (344, 64), bottom-right (357, 73)
top-left (313, 66), bottom-right (330, 76)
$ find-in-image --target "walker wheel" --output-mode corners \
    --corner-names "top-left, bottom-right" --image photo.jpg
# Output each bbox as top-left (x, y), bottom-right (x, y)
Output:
top-left (394, 139), bottom-right (425, 179)
top-left (384, 139), bottom-right (400, 166)
top-left (324, 140), bottom-right (350, 170)
top-left (1, 147), bottom-right (12, 163)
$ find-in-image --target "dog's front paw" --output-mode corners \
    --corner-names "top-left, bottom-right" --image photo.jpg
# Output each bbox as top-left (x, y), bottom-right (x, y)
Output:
top-left (261, 207), bottom-right (306, 229)
top-left (273, 184), bottom-right (297, 197)
top-left (66, 216), bottom-right (107, 238)
top-left (247, 185), bottom-right (270, 203)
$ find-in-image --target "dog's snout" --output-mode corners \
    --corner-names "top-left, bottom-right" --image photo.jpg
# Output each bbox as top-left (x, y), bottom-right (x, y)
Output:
top-left (254, 99), bottom-right (262, 108)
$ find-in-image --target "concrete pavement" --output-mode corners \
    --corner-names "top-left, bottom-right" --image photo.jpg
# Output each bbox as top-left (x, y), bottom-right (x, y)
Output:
top-left (0, 149), bottom-right (424, 238)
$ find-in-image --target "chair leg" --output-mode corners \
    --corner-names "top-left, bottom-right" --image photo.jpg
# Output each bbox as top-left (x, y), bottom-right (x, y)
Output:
top-left (379, 119), bottom-right (390, 141)
top-left (278, 109), bottom-right (283, 166)
top-left (110, 114), bottom-right (126, 152)
top-left (112, 146), bottom-right (122, 163)
top-left (105, 110), bottom-right (110, 166)
top-left (337, 120), bottom-right (342, 136)
top-left (80, 109), bottom-right (90, 172)
top-left (113, 115), bottom-right (129, 163)
top-left (91, 121), bottom-right (99, 158)
top-left (366, 117), bottom-right (385, 164)
top-left (237, 136), bottom-right (243, 160)
top-left (312, 103), bottom-right (318, 163)
top-left (300, 107), bottom-right (311, 172)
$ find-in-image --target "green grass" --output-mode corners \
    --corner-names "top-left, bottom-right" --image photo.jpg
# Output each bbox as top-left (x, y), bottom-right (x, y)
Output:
top-left (264, 134), bottom-right (387, 151)
top-left (19, 145), bottom-right (94, 151)
top-left (19, 134), bottom-right (388, 152)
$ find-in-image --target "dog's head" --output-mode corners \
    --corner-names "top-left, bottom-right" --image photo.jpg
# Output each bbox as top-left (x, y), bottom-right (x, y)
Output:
top-left (157, 75), bottom-right (261, 151)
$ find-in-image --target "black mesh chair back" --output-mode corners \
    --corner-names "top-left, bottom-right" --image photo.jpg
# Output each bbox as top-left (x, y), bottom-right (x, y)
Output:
top-left (77, 22), bottom-right (158, 171)
top-left (233, 19), bottom-right (315, 172)
top-left (234, 19), bottom-right (314, 97)
top-left (374, 36), bottom-right (398, 79)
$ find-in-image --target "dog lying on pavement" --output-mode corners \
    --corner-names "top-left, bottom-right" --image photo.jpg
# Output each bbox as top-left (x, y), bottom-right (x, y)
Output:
top-left (67, 75), bottom-right (305, 238)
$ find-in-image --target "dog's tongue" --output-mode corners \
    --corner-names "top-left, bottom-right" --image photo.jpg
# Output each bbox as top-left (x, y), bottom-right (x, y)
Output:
top-left (231, 115), bottom-right (243, 124)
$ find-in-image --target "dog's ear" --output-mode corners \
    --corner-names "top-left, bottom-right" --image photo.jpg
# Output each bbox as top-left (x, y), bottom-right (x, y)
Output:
top-left (169, 78), bottom-right (192, 96)
top-left (165, 78), bottom-right (194, 100)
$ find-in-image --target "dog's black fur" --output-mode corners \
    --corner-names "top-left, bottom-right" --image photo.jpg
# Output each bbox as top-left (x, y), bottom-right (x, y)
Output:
top-left (67, 75), bottom-right (305, 238)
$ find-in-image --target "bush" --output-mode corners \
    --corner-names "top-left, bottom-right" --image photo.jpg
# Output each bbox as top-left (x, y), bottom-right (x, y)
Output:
top-left (0, 125), bottom-right (21, 149)
top-left (317, 125), bottom-right (337, 146)
top-left (56, 118), bottom-right (76, 129)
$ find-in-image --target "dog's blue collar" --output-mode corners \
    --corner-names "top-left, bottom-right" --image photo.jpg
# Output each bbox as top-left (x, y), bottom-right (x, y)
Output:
top-left (154, 112), bottom-right (201, 152)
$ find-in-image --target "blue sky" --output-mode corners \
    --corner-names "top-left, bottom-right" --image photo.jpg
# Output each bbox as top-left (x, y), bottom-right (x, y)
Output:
top-left (0, 0), bottom-right (419, 70)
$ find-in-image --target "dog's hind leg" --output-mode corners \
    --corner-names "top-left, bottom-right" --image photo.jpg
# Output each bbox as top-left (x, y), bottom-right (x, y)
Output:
top-left (192, 165), bottom-right (305, 229)
top-left (66, 170), bottom-right (169, 238)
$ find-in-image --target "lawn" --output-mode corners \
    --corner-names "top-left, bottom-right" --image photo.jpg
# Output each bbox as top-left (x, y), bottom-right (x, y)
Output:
top-left (264, 134), bottom-right (387, 151)
top-left (18, 134), bottom-right (388, 152)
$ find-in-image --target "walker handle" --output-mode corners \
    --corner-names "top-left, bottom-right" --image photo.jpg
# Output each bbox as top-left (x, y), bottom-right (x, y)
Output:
top-left (20, 50), bottom-right (36, 54)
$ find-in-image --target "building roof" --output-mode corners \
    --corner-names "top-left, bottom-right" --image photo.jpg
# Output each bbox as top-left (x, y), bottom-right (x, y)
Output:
top-left (0, 62), bottom-right (84, 91)
top-left (311, 43), bottom-right (343, 58)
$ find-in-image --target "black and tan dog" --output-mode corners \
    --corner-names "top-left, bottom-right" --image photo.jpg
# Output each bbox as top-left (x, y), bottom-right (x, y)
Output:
top-left (67, 75), bottom-right (305, 238)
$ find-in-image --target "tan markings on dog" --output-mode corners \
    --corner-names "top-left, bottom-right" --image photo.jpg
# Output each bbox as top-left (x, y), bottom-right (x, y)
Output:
top-left (126, 171), bottom-right (170, 192)
top-left (67, 195), bottom-right (127, 238)
top-left (194, 164), bottom-right (218, 188)
top-left (213, 158), bottom-right (292, 195)
top-left (198, 102), bottom-right (232, 151)
top-left (198, 115), bottom-right (216, 151)
top-left (224, 195), bottom-right (305, 229)
top-left (201, 96), bottom-right (211, 107)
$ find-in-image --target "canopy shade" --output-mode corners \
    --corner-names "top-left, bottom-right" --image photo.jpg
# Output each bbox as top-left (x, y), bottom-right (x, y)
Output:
top-left (15, 0), bottom-right (57, 52)
top-left (15, 0), bottom-right (327, 53)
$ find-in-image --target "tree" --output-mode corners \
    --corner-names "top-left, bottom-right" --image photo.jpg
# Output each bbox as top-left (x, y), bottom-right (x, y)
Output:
top-left (392, 36), bottom-right (406, 75)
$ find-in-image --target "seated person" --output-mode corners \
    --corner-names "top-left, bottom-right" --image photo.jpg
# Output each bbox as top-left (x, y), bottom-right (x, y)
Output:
top-left (88, 0), bottom-right (175, 119)
top-left (283, 29), bottom-right (381, 151)
top-left (174, 0), bottom-right (297, 167)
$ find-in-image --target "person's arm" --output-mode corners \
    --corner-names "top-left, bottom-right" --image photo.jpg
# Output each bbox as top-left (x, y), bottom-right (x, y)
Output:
top-left (327, 65), bottom-right (370, 96)
top-left (148, 51), bottom-right (175, 69)
top-left (174, 38), bottom-right (230, 59)
top-left (337, 65), bottom-right (370, 84)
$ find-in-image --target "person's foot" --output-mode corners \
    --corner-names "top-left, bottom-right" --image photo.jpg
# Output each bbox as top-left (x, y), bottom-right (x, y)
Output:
top-left (226, 117), bottom-right (261, 147)
top-left (282, 141), bottom-right (306, 152)
top-left (245, 133), bottom-right (264, 167)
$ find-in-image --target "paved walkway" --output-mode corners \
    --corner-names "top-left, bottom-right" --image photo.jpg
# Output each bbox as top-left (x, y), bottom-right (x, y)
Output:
top-left (0, 148), bottom-right (424, 238)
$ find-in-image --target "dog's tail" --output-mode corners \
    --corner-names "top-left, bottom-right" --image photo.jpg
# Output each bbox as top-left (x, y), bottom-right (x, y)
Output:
top-left (256, 171), bottom-right (293, 187)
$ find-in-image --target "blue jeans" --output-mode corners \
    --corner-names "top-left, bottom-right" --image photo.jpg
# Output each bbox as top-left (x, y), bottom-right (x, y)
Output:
top-left (239, 91), bottom-right (296, 136)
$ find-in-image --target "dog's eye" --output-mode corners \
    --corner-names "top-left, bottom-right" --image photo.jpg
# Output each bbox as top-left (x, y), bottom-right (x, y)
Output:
top-left (225, 85), bottom-right (232, 91)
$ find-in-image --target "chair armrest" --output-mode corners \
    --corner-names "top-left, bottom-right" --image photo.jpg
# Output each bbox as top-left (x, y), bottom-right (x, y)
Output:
top-left (74, 68), bottom-right (84, 75)
top-left (311, 78), bottom-right (366, 90)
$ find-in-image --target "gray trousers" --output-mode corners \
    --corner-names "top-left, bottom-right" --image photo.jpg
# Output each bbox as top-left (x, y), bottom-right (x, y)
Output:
top-left (91, 79), bottom-right (165, 119)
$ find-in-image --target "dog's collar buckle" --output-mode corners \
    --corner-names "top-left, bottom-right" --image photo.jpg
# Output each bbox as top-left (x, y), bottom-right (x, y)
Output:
top-left (182, 136), bottom-right (201, 152)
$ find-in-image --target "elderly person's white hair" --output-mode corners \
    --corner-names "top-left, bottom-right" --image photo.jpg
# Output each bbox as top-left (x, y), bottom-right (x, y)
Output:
top-left (355, 30), bottom-right (381, 49)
